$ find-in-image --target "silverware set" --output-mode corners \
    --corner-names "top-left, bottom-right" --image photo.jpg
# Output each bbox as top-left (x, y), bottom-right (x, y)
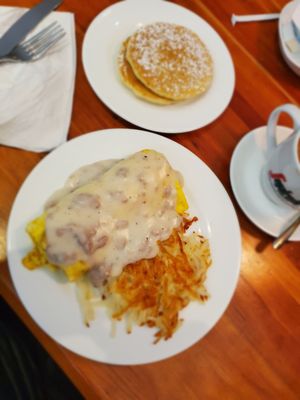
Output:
top-left (0, 0), bottom-right (63, 64)
top-left (0, 21), bottom-right (65, 63)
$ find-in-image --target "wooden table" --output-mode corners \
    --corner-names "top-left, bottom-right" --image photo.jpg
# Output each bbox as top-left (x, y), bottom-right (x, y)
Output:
top-left (1, 1), bottom-right (299, 399)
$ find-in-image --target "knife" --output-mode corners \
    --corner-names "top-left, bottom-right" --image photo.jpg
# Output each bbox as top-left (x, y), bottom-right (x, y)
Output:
top-left (0, 0), bottom-right (62, 58)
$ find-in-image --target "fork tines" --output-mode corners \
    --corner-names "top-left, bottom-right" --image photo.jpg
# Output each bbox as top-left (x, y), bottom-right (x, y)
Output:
top-left (20, 21), bottom-right (66, 59)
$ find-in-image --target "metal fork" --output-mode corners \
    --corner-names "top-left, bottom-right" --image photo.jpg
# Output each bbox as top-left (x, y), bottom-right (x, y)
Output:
top-left (0, 21), bottom-right (65, 64)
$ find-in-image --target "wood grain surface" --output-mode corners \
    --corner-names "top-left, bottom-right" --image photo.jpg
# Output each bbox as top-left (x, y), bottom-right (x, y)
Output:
top-left (0, 1), bottom-right (299, 399)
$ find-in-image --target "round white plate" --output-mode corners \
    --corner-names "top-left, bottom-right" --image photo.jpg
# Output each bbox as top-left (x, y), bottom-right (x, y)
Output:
top-left (230, 126), bottom-right (300, 240)
top-left (7, 129), bottom-right (241, 365)
top-left (82, 0), bottom-right (235, 133)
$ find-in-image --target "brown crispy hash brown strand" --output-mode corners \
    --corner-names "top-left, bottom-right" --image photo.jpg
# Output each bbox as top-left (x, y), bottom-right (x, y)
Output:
top-left (101, 218), bottom-right (211, 343)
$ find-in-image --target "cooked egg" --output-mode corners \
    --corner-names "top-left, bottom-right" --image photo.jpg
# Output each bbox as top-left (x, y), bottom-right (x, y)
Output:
top-left (24, 150), bottom-right (190, 285)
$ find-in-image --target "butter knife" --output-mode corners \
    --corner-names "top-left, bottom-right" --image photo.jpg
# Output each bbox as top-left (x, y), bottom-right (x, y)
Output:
top-left (0, 0), bottom-right (62, 58)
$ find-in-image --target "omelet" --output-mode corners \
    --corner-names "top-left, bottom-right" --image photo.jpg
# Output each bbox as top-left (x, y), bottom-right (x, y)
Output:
top-left (23, 150), bottom-right (189, 286)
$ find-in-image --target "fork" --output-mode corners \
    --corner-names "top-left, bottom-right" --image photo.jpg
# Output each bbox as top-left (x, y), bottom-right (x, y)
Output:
top-left (0, 21), bottom-right (65, 64)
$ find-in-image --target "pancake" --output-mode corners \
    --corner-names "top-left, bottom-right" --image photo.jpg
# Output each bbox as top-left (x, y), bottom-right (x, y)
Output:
top-left (117, 38), bottom-right (174, 105)
top-left (126, 22), bottom-right (213, 101)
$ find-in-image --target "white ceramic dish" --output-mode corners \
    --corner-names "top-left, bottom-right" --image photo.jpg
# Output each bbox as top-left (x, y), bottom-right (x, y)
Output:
top-left (82, 0), bottom-right (235, 134)
top-left (279, 0), bottom-right (300, 76)
top-left (7, 129), bottom-right (241, 365)
top-left (230, 126), bottom-right (300, 240)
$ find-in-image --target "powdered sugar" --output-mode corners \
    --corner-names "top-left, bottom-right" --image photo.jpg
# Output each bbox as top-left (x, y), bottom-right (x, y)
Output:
top-left (126, 22), bottom-right (213, 99)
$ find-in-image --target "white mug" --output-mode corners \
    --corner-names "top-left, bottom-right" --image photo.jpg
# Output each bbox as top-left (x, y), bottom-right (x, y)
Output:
top-left (261, 103), bottom-right (300, 208)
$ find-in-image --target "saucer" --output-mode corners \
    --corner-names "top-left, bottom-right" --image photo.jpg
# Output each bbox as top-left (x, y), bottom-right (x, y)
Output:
top-left (230, 126), bottom-right (300, 241)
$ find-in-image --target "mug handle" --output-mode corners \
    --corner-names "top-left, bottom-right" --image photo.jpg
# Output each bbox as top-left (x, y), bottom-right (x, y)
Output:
top-left (266, 103), bottom-right (300, 152)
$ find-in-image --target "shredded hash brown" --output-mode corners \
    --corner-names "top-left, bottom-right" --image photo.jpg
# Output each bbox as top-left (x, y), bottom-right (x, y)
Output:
top-left (95, 218), bottom-right (211, 342)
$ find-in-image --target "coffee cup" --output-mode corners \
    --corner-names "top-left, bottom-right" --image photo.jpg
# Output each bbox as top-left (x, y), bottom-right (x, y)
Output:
top-left (261, 103), bottom-right (300, 208)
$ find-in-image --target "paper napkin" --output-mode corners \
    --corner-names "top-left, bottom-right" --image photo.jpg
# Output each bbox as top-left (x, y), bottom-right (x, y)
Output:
top-left (0, 6), bottom-right (76, 152)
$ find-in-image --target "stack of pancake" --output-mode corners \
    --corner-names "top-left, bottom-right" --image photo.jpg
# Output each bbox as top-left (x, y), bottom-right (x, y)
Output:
top-left (118, 22), bottom-right (213, 105)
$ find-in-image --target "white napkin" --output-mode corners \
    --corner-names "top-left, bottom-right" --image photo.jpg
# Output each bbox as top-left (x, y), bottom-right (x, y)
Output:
top-left (0, 6), bottom-right (76, 152)
top-left (292, 3), bottom-right (300, 41)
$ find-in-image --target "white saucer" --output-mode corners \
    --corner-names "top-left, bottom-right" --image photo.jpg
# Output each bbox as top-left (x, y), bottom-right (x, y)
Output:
top-left (230, 126), bottom-right (300, 241)
top-left (82, 0), bottom-right (235, 134)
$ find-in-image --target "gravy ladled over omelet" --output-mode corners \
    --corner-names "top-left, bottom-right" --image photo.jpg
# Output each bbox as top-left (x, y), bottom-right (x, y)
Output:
top-left (45, 150), bottom-right (185, 285)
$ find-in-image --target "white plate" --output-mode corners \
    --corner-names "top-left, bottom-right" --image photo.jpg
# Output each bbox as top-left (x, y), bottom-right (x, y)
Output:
top-left (230, 126), bottom-right (300, 240)
top-left (82, 0), bottom-right (235, 133)
top-left (7, 129), bottom-right (241, 365)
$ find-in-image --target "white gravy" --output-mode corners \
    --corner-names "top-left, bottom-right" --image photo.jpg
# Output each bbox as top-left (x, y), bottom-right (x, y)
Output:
top-left (45, 150), bottom-right (183, 283)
